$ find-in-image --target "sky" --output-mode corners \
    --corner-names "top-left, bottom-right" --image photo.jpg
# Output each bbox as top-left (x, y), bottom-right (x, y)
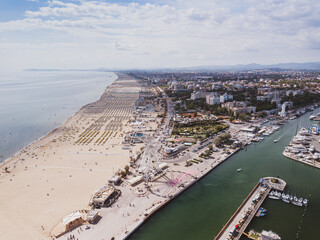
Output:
top-left (0, 0), bottom-right (320, 71)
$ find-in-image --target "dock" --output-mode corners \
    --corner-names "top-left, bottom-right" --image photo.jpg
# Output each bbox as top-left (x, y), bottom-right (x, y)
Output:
top-left (214, 177), bottom-right (286, 240)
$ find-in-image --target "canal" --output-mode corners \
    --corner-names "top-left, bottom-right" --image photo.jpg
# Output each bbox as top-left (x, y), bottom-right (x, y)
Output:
top-left (129, 110), bottom-right (320, 240)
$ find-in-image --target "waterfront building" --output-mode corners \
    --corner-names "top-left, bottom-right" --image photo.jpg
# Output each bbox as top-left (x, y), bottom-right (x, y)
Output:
top-left (222, 101), bottom-right (256, 115)
top-left (279, 101), bottom-right (293, 117)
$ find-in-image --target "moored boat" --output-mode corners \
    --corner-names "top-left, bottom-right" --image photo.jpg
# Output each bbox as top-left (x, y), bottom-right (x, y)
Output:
top-left (269, 191), bottom-right (281, 200)
top-left (303, 199), bottom-right (308, 206)
top-left (292, 195), bottom-right (303, 207)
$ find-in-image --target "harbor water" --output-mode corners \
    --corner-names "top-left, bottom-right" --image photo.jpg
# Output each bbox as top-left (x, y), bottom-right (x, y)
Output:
top-left (129, 111), bottom-right (320, 240)
top-left (0, 71), bottom-right (117, 163)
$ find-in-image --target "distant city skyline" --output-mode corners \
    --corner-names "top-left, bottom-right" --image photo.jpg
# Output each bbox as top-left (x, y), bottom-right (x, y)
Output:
top-left (1, 0), bottom-right (320, 71)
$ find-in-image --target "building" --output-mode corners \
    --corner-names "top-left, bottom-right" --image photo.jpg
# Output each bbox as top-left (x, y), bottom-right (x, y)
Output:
top-left (257, 95), bottom-right (270, 101)
top-left (241, 126), bottom-right (259, 133)
top-left (206, 93), bottom-right (220, 105)
top-left (172, 81), bottom-right (185, 91)
top-left (261, 230), bottom-right (281, 240)
top-left (91, 185), bottom-right (120, 208)
top-left (220, 93), bottom-right (233, 103)
top-left (222, 101), bottom-right (256, 115)
top-left (258, 87), bottom-right (270, 95)
top-left (293, 90), bottom-right (303, 96)
top-left (190, 91), bottom-right (207, 100)
top-left (62, 211), bottom-right (85, 233)
top-left (86, 210), bottom-right (100, 223)
top-left (279, 101), bottom-right (293, 117)
top-left (163, 145), bottom-right (186, 157)
top-left (212, 83), bottom-right (222, 90)
top-left (127, 175), bottom-right (144, 186)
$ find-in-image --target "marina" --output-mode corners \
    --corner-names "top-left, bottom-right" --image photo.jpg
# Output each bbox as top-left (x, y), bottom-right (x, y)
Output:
top-left (214, 177), bottom-right (286, 240)
top-left (283, 126), bottom-right (320, 169)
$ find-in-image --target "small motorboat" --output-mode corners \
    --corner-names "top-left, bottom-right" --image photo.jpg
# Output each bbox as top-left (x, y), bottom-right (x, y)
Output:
top-left (259, 212), bottom-right (266, 217)
top-left (237, 168), bottom-right (242, 172)
top-left (282, 194), bottom-right (290, 203)
top-left (289, 195), bottom-right (294, 202)
top-left (303, 199), bottom-right (308, 206)
top-left (292, 196), bottom-right (303, 207)
top-left (274, 138), bottom-right (280, 143)
top-left (259, 207), bottom-right (267, 213)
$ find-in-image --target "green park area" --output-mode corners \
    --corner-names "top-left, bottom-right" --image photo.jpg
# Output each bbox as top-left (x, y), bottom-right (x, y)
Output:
top-left (171, 120), bottom-right (228, 141)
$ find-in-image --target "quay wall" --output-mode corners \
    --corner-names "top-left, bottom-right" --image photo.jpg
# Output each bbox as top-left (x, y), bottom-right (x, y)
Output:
top-left (214, 182), bottom-right (260, 240)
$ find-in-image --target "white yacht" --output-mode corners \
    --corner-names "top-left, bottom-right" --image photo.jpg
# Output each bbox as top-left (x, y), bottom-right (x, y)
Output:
top-left (269, 191), bottom-right (281, 200)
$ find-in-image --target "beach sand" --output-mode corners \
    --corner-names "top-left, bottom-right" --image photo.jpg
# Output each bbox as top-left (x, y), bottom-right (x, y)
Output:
top-left (0, 73), bottom-right (140, 240)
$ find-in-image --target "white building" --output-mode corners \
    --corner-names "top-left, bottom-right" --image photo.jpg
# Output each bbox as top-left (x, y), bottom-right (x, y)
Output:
top-left (191, 91), bottom-right (207, 100)
top-left (206, 93), bottom-right (220, 105)
top-left (279, 101), bottom-right (293, 117)
top-left (220, 93), bottom-right (233, 103)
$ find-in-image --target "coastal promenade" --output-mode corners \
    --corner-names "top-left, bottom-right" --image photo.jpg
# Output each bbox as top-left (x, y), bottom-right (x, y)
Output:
top-left (214, 177), bottom-right (286, 240)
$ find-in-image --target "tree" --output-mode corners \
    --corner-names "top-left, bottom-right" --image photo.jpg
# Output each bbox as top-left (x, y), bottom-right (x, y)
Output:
top-left (214, 132), bottom-right (231, 146)
top-left (258, 112), bottom-right (267, 118)
top-left (174, 103), bottom-right (180, 111)
top-left (120, 170), bottom-right (126, 178)
top-left (239, 113), bottom-right (250, 121)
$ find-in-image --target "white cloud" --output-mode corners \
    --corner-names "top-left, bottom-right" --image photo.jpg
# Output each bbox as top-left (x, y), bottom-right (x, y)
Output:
top-left (1, 0), bottom-right (320, 71)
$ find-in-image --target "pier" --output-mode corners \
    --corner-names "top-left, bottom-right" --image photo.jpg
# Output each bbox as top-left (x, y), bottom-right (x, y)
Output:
top-left (214, 177), bottom-right (286, 240)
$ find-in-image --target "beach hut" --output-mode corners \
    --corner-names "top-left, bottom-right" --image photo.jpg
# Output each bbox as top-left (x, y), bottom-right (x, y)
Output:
top-left (127, 175), bottom-right (144, 186)
top-left (62, 211), bottom-right (84, 232)
top-left (86, 210), bottom-right (100, 223)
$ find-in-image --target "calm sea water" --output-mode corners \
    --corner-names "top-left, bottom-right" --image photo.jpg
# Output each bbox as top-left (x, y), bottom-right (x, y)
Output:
top-left (129, 110), bottom-right (320, 240)
top-left (0, 71), bottom-right (116, 162)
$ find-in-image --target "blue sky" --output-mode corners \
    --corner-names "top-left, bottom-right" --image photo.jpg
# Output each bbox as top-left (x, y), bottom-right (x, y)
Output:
top-left (0, 0), bottom-right (320, 71)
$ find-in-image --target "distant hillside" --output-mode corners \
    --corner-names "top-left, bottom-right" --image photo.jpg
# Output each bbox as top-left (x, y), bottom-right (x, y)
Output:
top-left (25, 62), bottom-right (320, 72)
top-left (180, 62), bottom-right (320, 71)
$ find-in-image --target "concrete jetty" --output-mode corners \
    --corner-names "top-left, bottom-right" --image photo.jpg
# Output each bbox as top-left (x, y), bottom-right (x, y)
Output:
top-left (214, 177), bottom-right (286, 240)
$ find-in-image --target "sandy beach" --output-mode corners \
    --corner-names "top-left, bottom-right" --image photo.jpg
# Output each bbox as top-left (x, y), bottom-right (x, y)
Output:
top-left (0, 73), bottom-right (142, 240)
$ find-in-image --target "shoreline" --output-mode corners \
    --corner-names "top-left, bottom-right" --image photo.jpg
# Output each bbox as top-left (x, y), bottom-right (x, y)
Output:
top-left (0, 73), bottom-right (117, 167)
top-left (283, 151), bottom-right (320, 169)
top-left (0, 72), bottom-right (141, 240)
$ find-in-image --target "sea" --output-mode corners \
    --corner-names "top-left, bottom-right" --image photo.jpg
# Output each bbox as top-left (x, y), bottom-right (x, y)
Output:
top-left (0, 70), bottom-right (117, 163)
top-left (129, 110), bottom-right (320, 240)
